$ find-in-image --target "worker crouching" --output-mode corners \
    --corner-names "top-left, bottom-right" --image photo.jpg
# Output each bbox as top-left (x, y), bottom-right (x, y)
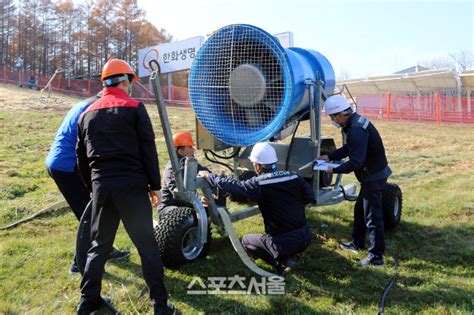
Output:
top-left (199, 142), bottom-right (315, 274)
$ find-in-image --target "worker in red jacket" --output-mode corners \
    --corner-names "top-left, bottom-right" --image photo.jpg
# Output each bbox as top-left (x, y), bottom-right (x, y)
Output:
top-left (76, 59), bottom-right (175, 315)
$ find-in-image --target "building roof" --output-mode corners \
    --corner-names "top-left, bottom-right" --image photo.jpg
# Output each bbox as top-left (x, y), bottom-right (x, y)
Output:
top-left (336, 69), bottom-right (458, 95)
top-left (460, 69), bottom-right (474, 90)
top-left (393, 65), bottom-right (431, 74)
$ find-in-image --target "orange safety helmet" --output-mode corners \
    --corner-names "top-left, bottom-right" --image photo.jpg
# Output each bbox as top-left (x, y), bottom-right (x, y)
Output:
top-left (173, 131), bottom-right (195, 147)
top-left (101, 58), bottom-right (139, 83)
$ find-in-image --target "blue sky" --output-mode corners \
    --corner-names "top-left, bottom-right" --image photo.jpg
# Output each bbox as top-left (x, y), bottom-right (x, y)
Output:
top-left (140, 0), bottom-right (473, 79)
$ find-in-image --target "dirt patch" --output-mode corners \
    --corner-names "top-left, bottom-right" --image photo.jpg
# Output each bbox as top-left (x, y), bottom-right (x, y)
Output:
top-left (448, 205), bottom-right (474, 221)
top-left (444, 160), bottom-right (472, 173)
top-left (405, 139), bottom-right (435, 151)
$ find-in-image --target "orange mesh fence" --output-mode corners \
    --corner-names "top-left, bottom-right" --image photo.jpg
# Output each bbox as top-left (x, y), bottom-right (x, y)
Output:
top-left (132, 82), bottom-right (190, 106)
top-left (2, 65), bottom-right (190, 106)
top-left (355, 94), bottom-right (474, 124)
top-left (3, 66), bottom-right (474, 122)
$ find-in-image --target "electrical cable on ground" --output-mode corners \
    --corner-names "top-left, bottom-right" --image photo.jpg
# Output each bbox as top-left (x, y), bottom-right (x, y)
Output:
top-left (378, 256), bottom-right (399, 315)
top-left (339, 185), bottom-right (349, 200)
top-left (0, 200), bottom-right (68, 230)
top-left (336, 185), bottom-right (398, 314)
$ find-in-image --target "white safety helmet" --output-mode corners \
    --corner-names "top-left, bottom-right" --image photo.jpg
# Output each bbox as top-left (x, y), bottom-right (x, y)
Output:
top-left (324, 95), bottom-right (351, 115)
top-left (249, 142), bottom-right (278, 165)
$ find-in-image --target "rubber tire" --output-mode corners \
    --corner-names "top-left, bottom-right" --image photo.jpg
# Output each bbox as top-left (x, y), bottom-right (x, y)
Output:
top-left (382, 183), bottom-right (402, 229)
top-left (154, 207), bottom-right (211, 268)
top-left (319, 151), bottom-right (334, 188)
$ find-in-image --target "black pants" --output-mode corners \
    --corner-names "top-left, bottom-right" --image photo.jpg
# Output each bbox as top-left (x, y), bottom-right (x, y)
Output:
top-left (79, 180), bottom-right (167, 310)
top-left (241, 225), bottom-right (312, 267)
top-left (352, 180), bottom-right (386, 258)
top-left (47, 167), bottom-right (90, 221)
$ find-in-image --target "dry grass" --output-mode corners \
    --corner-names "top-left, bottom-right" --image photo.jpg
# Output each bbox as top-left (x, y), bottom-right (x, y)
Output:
top-left (0, 84), bottom-right (473, 314)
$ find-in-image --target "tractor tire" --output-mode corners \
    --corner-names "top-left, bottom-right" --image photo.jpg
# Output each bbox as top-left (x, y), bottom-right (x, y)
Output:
top-left (382, 183), bottom-right (402, 229)
top-left (154, 207), bottom-right (211, 268)
top-left (319, 169), bottom-right (333, 188)
top-left (319, 150), bottom-right (334, 188)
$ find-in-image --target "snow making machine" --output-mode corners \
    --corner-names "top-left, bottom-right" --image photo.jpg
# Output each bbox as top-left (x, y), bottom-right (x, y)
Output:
top-left (150, 24), bottom-right (402, 277)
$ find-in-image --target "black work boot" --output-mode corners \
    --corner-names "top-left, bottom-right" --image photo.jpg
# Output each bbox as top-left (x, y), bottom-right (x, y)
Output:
top-left (77, 297), bottom-right (109, 315)
top-left (107, 247), bottom-right (130, 261)
top-left (69, 260), bottom-right (79, 274)
top-left (275, 258), bottom-right (298, 275)
top-left (339, 241), bottom-right (363, 254)
top-left (154, 302), bottom-right (177, 315)
top-left (356, 255), bottom-right (384, 266)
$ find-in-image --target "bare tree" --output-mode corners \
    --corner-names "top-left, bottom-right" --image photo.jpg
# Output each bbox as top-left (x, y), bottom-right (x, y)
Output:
top-left (449, 50), bottom-right (474, 71)
top-left (1, 0), bottom-right (172, 78)
top-left (337, 68), bottom-right (352, 81)
top-left (0, 0), bottom-right (17, 65)
top-left (419, 56), bottom-right (455, 71)
top-left (419, 50), bottom-right (474, 72)
top-left (114, 0), bottom-right (145, 63)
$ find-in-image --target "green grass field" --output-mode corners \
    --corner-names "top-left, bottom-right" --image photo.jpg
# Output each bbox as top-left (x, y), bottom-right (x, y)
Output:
top-left (0, 84), bottom-right (473, 314)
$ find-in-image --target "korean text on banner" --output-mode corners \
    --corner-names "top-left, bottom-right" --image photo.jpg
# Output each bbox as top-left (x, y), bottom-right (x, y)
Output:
top-left (138, 36), bottom-right (204, 77)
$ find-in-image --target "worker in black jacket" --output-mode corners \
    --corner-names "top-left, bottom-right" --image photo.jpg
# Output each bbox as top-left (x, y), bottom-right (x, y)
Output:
top-left (76, 59), bottom-right (175, 315)
top-left (199, 142), bottom-right (314, 274)
top-left (158, 131), bottom-right (209, 219)
top-left (318, 95), bottom-right (392, 266)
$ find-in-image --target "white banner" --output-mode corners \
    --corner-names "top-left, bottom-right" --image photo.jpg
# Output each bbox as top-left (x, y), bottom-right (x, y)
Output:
top-left (138, 36), bottom-right (204, 77)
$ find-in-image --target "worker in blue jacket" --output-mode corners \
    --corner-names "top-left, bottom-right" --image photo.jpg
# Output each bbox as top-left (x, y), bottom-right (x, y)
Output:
top-left (199, 142), bottom-right (314, 274)
top-left (318, 95), bottom-right (392, 266)
top-left (45, 94), bottom-right (129, 275)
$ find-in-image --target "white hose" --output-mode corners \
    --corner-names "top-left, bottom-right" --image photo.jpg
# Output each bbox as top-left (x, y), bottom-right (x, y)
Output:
top-left (217, 206), bottom-right (278, 278)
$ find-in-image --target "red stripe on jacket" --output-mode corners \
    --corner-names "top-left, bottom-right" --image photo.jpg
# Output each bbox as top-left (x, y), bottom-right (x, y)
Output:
top-left (84, 87), bottom-right (140, 113)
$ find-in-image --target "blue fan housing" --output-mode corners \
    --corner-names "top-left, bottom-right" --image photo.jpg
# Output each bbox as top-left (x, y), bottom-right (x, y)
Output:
top-left (189, 24), bottom-right (335, 147)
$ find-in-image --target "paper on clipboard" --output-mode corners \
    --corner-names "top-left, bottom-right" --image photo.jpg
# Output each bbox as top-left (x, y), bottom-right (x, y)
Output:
top-left (298, 159), bottom-right (340, 171)
top-left (313, 160), bottom-right (340, 171)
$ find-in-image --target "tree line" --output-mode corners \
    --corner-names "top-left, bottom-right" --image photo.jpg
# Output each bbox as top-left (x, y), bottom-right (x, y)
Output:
top-left (0, 0), bottom-right (172, 79)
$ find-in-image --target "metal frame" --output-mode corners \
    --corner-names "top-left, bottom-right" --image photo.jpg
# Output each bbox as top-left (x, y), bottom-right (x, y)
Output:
top-left (150, 60), bottom-right (356, 276)
top-left (150, 60), bottom-right (277, 277)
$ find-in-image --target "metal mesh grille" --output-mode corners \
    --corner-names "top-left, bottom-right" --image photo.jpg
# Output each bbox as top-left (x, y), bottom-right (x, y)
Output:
top-left (190, 24), bottom-right (291, 147)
